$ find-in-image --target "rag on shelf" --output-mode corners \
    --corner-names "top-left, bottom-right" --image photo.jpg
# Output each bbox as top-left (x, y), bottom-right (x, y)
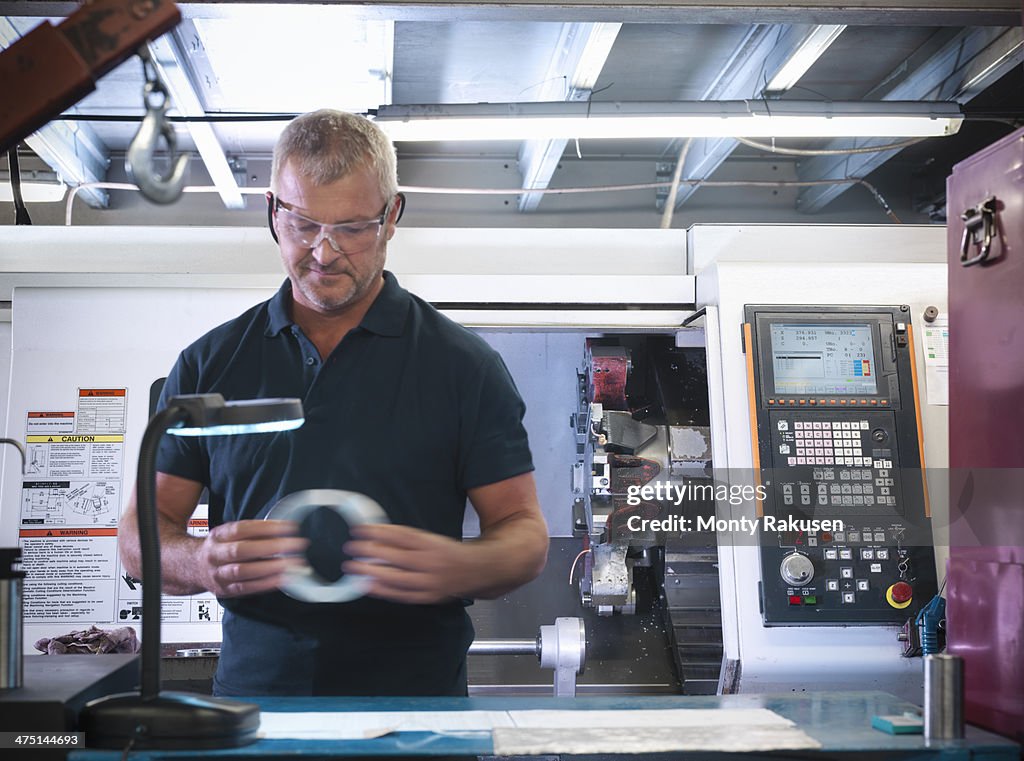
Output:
top-left (34, 625), bottom-right (140, 655)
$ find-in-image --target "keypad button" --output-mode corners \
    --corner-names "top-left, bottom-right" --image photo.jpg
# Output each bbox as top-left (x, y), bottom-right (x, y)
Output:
top-left (856, 579), bottom-right (870, 591)
top-left (824, 549), bottom-right (838, 560)
top-left (842, 592), bottom-right (856, 603)
top-left (877, 549), bottom-right (889, 560)
top-left (869, 563), bottom-right (882, 573)
top-left (826, 579), bottom-right (839, 591)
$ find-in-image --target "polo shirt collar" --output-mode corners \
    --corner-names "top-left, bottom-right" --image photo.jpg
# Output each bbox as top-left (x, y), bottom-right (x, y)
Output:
top-left (264, 271), bottom-right (410, 338)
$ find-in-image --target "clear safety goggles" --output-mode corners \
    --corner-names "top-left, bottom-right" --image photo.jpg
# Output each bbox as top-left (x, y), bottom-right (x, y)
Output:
top-left (268, 193), bottom-right (394, 254)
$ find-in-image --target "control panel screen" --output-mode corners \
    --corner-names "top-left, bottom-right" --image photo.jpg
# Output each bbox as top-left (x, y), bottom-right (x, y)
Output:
top-left (770, 323), bottom-right (877, 396)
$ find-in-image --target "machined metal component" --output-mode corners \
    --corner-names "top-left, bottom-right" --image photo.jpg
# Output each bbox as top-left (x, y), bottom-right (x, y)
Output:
top-left (469, 639), bottom-right (539, 657)
top-left (590, 542), bottom-right (631, 607)
top-left (924, 654), bottom-right (965, 740)
top-left (669, 425), bottom-right (713, 477)
top-left (264, 489), bottom-right (388, 603)
top-left (470, 618), bottom-right (586, 697)
top-left (603, 411), bottom-right (658, 454)
top-left (539, 617), bottom-right (587, 697)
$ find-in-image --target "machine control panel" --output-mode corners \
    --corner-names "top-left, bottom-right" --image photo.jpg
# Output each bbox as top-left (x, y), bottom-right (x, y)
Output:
top-left (744, 305), bottom-right (937, 626)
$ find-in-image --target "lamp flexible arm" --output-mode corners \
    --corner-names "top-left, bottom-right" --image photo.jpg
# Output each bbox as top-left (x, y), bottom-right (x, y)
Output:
top-left (137, 404), bottom-right (189, 700)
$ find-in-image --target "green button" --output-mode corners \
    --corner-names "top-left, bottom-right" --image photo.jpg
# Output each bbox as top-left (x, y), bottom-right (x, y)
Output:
top-left (804, 596), bottom-right (817, 605)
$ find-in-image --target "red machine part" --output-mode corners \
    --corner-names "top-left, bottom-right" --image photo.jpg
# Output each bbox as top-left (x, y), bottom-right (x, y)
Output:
top-left (608, 453), bottom-right (661, 491)
top-left (0, 0), bottom-right (181, 153)
top-left (587, 342), bottom-right (630, 410)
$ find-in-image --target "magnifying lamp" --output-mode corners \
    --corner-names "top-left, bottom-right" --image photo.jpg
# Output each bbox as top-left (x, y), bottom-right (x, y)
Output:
top-left (80, 393), bottom-right (304, 750)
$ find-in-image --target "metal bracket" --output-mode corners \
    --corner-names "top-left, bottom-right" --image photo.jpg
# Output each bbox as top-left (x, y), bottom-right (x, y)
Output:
top-left (960, 196), bottom-right (997, 267)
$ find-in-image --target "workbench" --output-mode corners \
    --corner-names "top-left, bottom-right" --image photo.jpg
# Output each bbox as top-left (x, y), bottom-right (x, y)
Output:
top-left (68, 692), bottom-right (1019, 760)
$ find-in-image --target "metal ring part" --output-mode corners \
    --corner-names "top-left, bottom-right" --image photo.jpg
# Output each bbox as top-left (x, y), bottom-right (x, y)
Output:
top-left (264, 489), bottom-right (388, 603)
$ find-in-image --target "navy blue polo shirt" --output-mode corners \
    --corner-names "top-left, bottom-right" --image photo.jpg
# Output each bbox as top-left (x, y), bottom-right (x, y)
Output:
top-left (156, 272), bottom-right (533, 696)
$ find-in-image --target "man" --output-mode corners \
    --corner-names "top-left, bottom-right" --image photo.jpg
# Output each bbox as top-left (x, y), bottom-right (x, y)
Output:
top-left (118, 110), bottom-right (549, 697)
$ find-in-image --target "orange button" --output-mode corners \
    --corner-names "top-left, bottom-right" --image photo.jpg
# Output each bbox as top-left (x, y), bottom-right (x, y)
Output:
top-left (829, 400), bottom-right (837, 405)
top-left (789, 400), bottom-right (796, 406)
top-left (860, 400), bottom-right (868, 405)
top-left (809, 399), bottom-right (817, 405)
top-left (881, 400), bottom-right (889, 405)
top-left (820, 399), bottom-right (826, 405)
top-left (840, 400), bottom-right (847, 405)
top-left (768, 399), bottom-right (775, 405)
top-left (871, 400), bottom-right (878, 405)
top-left (799, 399), bottom-right (806, 405)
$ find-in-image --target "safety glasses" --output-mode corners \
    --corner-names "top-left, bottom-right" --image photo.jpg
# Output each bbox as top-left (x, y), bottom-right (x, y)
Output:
top-left (267, 192), bottom-right (395, 254)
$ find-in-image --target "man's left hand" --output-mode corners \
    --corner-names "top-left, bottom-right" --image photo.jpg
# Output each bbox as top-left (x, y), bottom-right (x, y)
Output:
top-left (342, 524), bottom-right (470, 605)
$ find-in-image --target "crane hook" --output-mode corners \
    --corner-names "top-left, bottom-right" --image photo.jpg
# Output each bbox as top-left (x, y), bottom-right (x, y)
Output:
top-left (125, 45), bottom-right (188, 204)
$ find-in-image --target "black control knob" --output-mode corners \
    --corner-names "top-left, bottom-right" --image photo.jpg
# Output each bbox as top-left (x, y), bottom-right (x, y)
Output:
top-left (872, 429), bottom-right (888, 443)
top-left (780, 552), bottom-right (815, 587)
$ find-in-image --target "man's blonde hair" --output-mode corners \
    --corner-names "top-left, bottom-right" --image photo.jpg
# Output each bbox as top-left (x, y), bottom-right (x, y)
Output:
top-left (270, 110), bottom-right (398, 200)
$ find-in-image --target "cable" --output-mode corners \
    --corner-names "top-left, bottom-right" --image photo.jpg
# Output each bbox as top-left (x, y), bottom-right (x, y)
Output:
top-left (568, 548), bottom-right (591, 586)
top-left (659, 138), bottom-right (691, 230)
top-left (7, 148), bottom-right (32, 225)
top-left (66, 177), bottom-right (902, 224)
top-left (64, 183), bottom-right (267, 225)
top-left (735, 135), bottom-right (927, 156)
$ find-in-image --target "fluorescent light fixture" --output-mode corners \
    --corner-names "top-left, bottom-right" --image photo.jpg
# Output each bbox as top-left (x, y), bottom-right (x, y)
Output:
top-left (0, 181), bottom-right (67, 202)
top-left (765, 25), bottom-right (846, 94)
top-left (373, 100), bottom-right (962, 141)
top-left (148, 37), bottom-right (245, 210)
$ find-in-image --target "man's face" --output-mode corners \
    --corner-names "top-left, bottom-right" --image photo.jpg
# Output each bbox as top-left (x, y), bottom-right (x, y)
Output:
top-left (273, 160), bottom-right (397, 316)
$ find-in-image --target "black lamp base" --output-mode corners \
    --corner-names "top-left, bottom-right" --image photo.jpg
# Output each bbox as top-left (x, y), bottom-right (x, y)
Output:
top-left (79, 690), bottom-right (260, 749)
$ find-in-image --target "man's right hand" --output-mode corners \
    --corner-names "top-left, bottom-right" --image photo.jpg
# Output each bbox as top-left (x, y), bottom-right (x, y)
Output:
top-left (198, 519), bottom-right (309, 598)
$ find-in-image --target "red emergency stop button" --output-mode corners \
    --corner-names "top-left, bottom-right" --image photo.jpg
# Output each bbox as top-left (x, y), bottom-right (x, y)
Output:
top-left (886, 581), bottom-right (913, 609)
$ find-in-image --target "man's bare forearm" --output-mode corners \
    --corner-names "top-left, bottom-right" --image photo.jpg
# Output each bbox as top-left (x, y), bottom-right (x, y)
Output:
top-left (118, 504), bottom-right (209, 596)
top-left (461, 511), bottom-right (549, 599)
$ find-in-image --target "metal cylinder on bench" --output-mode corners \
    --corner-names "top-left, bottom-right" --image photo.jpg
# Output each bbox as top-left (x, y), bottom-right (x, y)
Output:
top-left (924, 653), bottom-right (964, 740)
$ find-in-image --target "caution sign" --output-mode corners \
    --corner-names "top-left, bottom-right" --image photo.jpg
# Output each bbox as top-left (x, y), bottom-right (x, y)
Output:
top-left (23, 435), bottom-right (124, 480)
top-left (18, 390), bottom-right (132, 627)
